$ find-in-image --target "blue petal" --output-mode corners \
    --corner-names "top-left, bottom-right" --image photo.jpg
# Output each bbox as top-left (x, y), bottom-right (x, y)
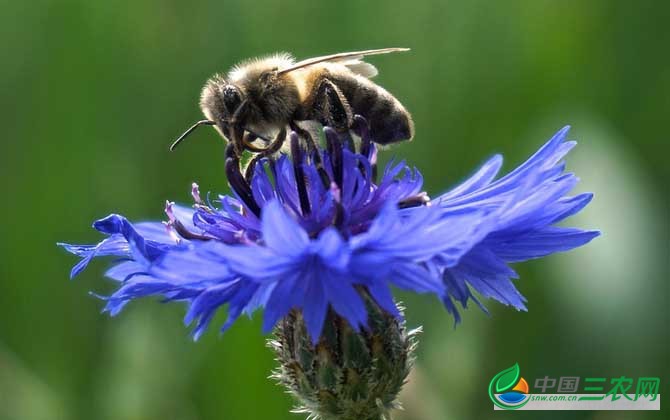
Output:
top-left (93, 214), bottom-right (172, 264)
top-left (323, 272), bottom-right (368, 332)
top-left (261, 200), bottom-right (309, 255)
top-left (134, 222), bottom-right (173, 243)
top-left (262, 272), bottom-right (302, 333)
top-left (243, 282), bottom-right (276, 315)
top-left (311, 227), bottom-right (349, 270)
top-left (352, 203), bottom-right (489, 266)
top-left (301, 275), bottom-right (328, 344)
top-left (489, 227), bottom-right (600, 262)
top-left (367, 282), bottom-right (401, 318)
top-left (220, 281), bottom-right (259, 333)
top-left (390, 262), bottom-right (445, 295)
top-left (445, 246), bottom-right (525, 311)
top-left (439, 154), bottom-right (503, 201)
top-left (185, 281), bottom-right (242, 340)
top-left (104, 260), bottom-right (147, 282)
top-left (150, 242), bottom-right (235, 284)
top-left (251, 160), bottom-right (278, 206)
top-left (434, 127), bottom-right (598, 320)
top-left (214, 243), bottom-right (297, 280)
top-left (59, 215), bottom-right (180, 279)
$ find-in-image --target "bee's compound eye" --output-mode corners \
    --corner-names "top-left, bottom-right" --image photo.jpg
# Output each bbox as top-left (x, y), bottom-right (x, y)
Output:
top-left (222, 85), bottom-right (242, 114)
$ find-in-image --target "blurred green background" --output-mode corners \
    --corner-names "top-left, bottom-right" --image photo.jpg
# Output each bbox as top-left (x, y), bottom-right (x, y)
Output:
top-left (1, 0), bottom-right (667, 419)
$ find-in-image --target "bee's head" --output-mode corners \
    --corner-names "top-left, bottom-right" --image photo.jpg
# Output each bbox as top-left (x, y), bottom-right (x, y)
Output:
top-left (199, 76), bottom-right (248, 126)
top-left (167, 77), bottom-right (247, 151)
top-left (187, 76), bottom-right (254, 149)
top-left (171, 63), bottom-right (295, 152)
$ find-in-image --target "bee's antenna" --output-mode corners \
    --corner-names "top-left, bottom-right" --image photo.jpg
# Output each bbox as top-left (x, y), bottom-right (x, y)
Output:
top-left (170, 120), bottom-right (216, 151)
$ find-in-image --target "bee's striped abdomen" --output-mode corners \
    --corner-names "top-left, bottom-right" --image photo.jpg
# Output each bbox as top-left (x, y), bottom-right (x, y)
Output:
top-left (332, 74), bottom-right (413, 145)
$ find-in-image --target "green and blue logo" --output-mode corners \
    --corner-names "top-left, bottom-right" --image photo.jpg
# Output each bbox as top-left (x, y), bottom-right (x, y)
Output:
top-left (488, 363), bottom-right (530, 410)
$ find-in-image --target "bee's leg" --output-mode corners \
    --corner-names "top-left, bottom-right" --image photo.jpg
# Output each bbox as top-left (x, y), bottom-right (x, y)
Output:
top-left (244, 128), bottom-right (287, 182)
top-left (243, 131), bottom-right (260, 149)
top-left (241, 132), bottom-right (267, 153)
top-left (243, 153), bottom-right (263, 183)
top-left (311, 78), bottom-right (353, 132)
top-left (242, 129), bottom-right (278, 152)
top-left (289, 122), bottom-right (317, 151)
top-left (289, 121), bottom-right (330, 189)
top-left (242, 128), bottom-right (284, 154)
top-left (258, 127), bottom-right (287, 156)
top-left (262, 127), bottom-right (287, 156)
top-left (230, 124), bottom-right (246, 157)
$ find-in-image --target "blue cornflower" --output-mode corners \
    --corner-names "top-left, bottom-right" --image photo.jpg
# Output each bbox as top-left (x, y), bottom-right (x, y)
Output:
top-left (60, 122), bottom-right (598, 342)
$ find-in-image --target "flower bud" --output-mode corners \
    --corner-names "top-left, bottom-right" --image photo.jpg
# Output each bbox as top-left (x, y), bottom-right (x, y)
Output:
top-left (269, 289), bottom-right (420, 420)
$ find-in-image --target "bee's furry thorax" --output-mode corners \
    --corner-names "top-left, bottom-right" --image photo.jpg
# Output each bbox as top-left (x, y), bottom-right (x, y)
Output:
top-left (227, 52), bottom-right (294, 83)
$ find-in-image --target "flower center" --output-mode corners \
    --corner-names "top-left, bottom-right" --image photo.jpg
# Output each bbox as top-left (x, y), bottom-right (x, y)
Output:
top-left (169, 116), bottom-right (431, 243)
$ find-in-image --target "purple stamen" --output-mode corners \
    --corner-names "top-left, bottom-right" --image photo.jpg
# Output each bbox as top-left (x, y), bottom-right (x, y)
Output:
top-left (173, 218), bottom-right (215, 241)
top-left (165, 200), bottom-right (176, 222)
top-left (329, 182), bottom-right (341, 203)
top-left (290, 132), bottom-right (311, 216)
top-left (224, 143), bottom-right (261, 217)
top-left (191, 183), bottom-right (202, 204)
top-left (324, 127), bottom-right (344, 189)
top-left (163, 221), bottom-right (182, 244)
top-left (340, 130), bottom-right (355, 151)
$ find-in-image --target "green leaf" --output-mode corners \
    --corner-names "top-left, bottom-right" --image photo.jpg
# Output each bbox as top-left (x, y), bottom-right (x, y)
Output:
top-left (494, 363), bottom-right (520, 393)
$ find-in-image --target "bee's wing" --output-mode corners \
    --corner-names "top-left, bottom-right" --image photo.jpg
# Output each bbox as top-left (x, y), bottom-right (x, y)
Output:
top-left (341, 60), bottom-right (379, 78)
top-left (278, 47), bottom-right (409, 77)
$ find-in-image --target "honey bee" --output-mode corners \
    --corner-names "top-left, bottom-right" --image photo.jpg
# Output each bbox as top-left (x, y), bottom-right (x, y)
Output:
top-left (171, 48), bottom-right (414, 155)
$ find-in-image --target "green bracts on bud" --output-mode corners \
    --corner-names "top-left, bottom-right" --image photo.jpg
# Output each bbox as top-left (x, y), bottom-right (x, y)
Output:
top-left (269, 290), bottom-right (420, 420)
